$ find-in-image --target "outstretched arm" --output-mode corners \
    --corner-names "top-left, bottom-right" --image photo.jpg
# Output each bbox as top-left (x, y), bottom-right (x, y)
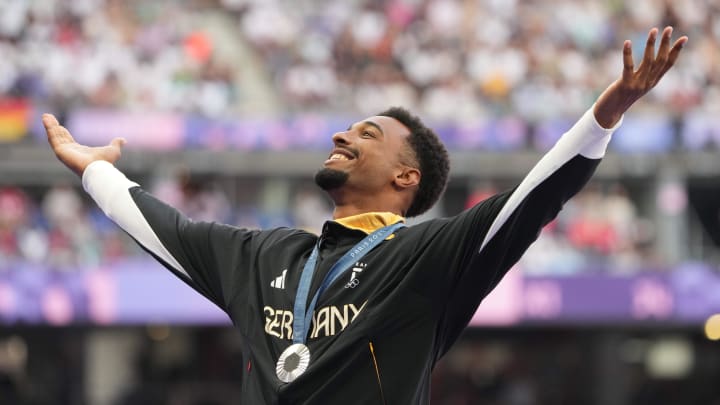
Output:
top-left (426, 27), bottom-right (688, 354)
top-left (479, 26), bottom-right (688, 255)
top-left (42, 114), bottom-right (253, 310)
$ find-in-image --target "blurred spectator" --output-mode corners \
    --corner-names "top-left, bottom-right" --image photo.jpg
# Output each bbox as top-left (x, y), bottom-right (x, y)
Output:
top-left (0, 187), bottom-right (34, 267)
top-left (151, 170), bottom-right (233, 223)
top-left (504, 182), bottom-right (653, 275)
top-left (292, 187), bottom-right (333, 234)
top-left (0, 185), bottom-right (142, 271)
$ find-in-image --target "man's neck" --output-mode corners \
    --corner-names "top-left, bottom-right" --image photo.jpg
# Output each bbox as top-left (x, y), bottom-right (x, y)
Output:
top-left (326, 187), bottom-right (407, 219)
top-left (332, 204), bottom-right (402, 220)
top-left (334, 212), bottom-right (406, 233)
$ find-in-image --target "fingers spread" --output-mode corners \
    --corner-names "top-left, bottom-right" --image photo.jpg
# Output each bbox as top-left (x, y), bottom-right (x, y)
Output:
top-left (659, 36), bottom-right (689, 77)
top-left (657, 26), bottom-right (673, 58)
top-left (652, 26), bottom-right (673, 73)
top-left (622, 40), bottom-right (634, 80)
top-left (668, 36), bottom-right (688, 63)
top-left (639, 27), bottom-right (658, 70)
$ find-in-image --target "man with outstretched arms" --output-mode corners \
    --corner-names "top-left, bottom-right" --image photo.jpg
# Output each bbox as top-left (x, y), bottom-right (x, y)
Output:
top-left (43, 27), bottom-right (686, 404)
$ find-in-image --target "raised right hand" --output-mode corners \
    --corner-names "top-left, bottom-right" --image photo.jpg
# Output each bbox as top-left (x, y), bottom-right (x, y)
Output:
top-left (43, 113), bottom-right (126, 177)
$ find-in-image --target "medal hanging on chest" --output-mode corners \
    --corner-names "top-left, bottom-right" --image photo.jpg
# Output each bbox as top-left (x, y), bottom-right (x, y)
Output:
top-left (275, 222), bottom-right (405, 383)
top-left (276, 343), bottom-right (311, 383)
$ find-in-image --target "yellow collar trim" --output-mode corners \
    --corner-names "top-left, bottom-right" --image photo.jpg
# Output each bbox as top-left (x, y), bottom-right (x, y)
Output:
top-left (334, 212), bottom-right (405, 234)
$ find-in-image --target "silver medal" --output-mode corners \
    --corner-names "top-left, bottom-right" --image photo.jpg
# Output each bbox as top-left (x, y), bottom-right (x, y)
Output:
top-left (276, 343), bottom-right (311, 383)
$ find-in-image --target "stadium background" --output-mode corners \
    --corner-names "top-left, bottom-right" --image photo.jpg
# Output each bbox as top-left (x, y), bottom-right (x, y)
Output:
top-left (1, 0), bottom-right (719, 403)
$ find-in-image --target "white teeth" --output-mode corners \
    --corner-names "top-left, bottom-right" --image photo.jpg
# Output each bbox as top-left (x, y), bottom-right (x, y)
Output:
top-left (330, 154), bottom-right (349, 161)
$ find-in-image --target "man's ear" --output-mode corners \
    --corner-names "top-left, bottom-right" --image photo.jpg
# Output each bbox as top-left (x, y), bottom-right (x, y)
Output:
top-left (394, 167), bottom-right (420, 189)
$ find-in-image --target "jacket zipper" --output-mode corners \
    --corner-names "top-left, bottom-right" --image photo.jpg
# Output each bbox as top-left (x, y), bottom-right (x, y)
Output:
top-left (368, 341), bottom-right (388, 405)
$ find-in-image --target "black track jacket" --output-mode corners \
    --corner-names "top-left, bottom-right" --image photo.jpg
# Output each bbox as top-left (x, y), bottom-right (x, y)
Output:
top-left (82, 107), bottom-right (620, 404)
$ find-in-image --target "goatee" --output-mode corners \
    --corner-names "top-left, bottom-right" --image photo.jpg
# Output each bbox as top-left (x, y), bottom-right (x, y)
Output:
top-left (314, 168), bottom-right (349, 190)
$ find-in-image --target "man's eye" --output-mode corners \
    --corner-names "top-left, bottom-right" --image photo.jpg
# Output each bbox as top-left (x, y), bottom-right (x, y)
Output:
top-left (362, 131), bottom-right (374, 138)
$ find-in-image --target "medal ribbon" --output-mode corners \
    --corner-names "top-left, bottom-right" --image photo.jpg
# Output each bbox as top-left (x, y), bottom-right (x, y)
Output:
top-left (292, 222), bottom-right (405, 344)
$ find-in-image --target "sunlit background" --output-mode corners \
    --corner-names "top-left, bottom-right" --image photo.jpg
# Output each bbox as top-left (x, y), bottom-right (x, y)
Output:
top-left (1, 0), bottom-right (720, 404)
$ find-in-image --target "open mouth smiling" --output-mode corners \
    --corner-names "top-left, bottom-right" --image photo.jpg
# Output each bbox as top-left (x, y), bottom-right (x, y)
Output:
top-left (325, 148), bottom-right (357, 163)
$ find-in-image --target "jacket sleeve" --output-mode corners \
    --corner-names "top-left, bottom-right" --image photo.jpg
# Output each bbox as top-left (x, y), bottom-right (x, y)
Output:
top-left (82, 161), bottom-right (258, 311)
top-left (419, 106), bottom-right (622, 355)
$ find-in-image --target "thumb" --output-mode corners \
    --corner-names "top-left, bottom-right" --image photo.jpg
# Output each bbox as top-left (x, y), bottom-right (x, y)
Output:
top-left (110, 137), bottom-right (127, 149)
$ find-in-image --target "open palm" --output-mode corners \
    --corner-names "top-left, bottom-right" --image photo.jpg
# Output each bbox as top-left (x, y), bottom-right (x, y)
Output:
top-left (42, 113), bottom-right (126, 176)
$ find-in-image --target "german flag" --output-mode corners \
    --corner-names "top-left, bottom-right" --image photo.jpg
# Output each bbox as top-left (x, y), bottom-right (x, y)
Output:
top-left (0, 98), bottom-right (30, 142)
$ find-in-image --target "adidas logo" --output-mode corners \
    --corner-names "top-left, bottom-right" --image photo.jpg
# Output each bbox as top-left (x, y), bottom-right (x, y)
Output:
top-left (271, 269), bottom-right (287, 289)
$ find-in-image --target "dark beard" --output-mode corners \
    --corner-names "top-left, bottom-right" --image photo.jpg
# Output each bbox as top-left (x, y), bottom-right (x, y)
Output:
top-left (314, 168), bottom-right (349, 190)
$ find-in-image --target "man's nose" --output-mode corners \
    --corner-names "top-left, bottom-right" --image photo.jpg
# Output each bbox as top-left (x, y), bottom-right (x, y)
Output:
top-left (332, 131), bottom-right (350, 145)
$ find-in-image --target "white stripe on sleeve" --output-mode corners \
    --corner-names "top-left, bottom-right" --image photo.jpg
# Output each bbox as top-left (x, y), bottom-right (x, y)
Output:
top-left (478, 106), bottom-right (622, 252)
top-left (82, 160), bottom-right (191, 280)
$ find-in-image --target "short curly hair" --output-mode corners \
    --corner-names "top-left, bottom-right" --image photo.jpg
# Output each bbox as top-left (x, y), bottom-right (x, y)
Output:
top-left (377, 107), bottom-right (450, 217)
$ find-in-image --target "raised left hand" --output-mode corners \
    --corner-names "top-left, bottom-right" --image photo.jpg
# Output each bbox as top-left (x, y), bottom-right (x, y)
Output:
top-left (594, 26), bottom-right (688, 128)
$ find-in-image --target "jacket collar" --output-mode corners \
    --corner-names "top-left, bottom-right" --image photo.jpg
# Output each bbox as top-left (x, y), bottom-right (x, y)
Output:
top-left (333, 212), bottom-right (405, 234)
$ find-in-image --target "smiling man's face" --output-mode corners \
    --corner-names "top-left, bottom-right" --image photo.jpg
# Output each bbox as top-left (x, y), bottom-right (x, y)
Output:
top-left (315, 115), bottom-right (416, 196)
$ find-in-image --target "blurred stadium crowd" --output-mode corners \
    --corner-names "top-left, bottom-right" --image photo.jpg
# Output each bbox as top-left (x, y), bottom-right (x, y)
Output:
top-left (0, 0), bottom-right (717, 119)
